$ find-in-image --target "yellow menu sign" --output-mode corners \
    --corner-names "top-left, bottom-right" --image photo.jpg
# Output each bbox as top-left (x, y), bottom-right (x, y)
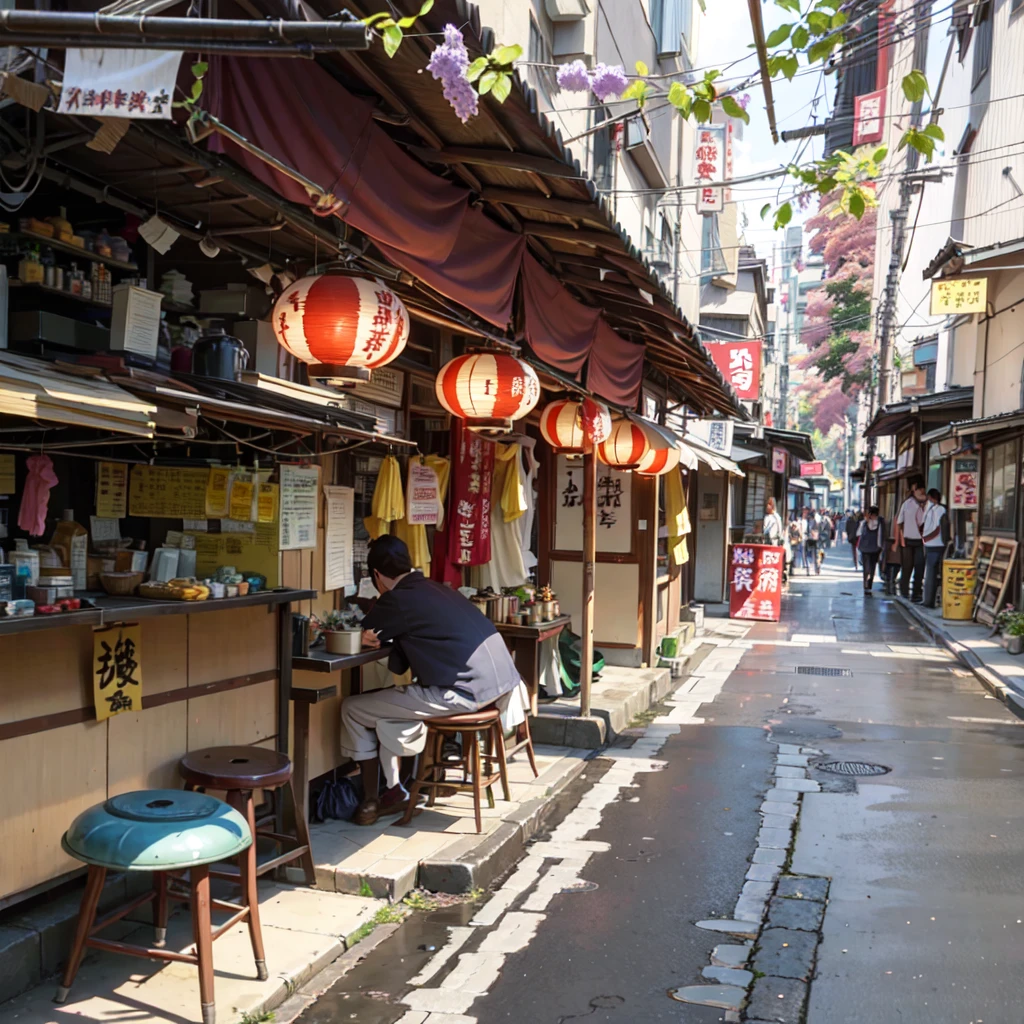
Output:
top-left (0, 454), bottom-right (14, 494)
top-left (96, 461), bottom-right (128, 518)
top-left (229, 479), bottom-right (255, 521)
top-left (93, 623), bottom-right (143, 721)
top-left (129, 465), bottom-right (209, 518)
top-left (930, 277), bottom-right (987, 316)
top-left (258, 483), bottom-right (278, 524)
top-left (205, 467), bottom-right (231, 518)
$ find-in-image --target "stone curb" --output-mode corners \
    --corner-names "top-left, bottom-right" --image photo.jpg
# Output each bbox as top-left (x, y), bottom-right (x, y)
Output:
top-left (894, 596), bottom-right (1024, 718)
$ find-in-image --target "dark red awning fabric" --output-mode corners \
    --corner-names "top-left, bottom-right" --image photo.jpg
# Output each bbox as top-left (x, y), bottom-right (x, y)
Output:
top-left (377, 207), bottom-right (525, 329)
top-left (586, 320), bottom-right (645, 408)
top-left (206, 57), bottom-right (468, 264)
top-left (521, 254), bottom-right (599, 375)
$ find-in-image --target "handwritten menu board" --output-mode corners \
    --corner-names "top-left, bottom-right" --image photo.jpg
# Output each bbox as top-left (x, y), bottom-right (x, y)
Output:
top-left (96, 461), bottom-right (128, 518)
top-left (129, 465), bottom-right (209, 518)
top-left (323, 485), bottom-right (355, 591)
top-left (279, 464), bottom-right (320, 551)
top-left (205, 467), bottom-right (231, 517)
top-left (190, 521), bottom-right (280, 587)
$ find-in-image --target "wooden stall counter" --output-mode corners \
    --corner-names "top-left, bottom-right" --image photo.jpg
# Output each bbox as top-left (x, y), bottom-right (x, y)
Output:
top-left (0, 588), bottom-right (315, 910)
top-left (495, 614), bottom-right (571, 714)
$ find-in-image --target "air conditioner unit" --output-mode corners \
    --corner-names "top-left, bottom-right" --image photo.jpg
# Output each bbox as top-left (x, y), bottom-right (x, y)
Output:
top-left (545, 0), bottom-right (589, 20)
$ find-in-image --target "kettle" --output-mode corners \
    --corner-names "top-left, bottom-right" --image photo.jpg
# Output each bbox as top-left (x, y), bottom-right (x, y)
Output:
top-left (191, 325), bottom-right (249, 381)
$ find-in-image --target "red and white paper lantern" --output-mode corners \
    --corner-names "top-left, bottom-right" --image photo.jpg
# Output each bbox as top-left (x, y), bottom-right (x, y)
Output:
top-left (435, 353), bottom-right (540, 429)
top-left (271, 273), bottom-right (409, 372)
top-left (597, 418), bottom-right (650, 470)
top-left (636, 442), bottom-right (681, 476)
top-left (539, 397), bottom-right (612, 454)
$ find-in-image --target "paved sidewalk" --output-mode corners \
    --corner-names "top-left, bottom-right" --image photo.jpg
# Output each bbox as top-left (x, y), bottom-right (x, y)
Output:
top-left (896, 596), bottom-right (1024, 717)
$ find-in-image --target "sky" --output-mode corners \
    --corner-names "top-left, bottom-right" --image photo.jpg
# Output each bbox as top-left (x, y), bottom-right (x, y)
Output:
top-left (696, 0), bottom-right (831, 277)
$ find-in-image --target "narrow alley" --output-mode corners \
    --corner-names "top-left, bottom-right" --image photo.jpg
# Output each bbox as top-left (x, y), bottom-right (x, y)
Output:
top-left (292, 561), bottom-right (1024, 1024)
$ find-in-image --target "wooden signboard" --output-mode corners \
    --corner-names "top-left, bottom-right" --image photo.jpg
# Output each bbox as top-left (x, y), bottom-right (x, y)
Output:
top-left (974, 537), bottom-right (1017, 626)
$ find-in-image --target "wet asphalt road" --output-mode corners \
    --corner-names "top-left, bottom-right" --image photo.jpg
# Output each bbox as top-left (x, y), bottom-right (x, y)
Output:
top-left (297, 551), bottom-right (1024, 1024)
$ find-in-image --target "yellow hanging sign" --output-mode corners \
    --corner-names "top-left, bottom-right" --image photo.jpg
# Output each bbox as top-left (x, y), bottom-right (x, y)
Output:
top-left (96, 461), bottom-right (128, 518)
top-left (257, 482), bottom-right (278, 524)
top-left (93, 623), bottom-right (143, 721)
top-left (929, 277), bottom-right (988, 316)
top-left (0, 454), bottom-right (14, 494)
top-left (205, 467), bottom-right (231, 518)
top-left (229, 479), bottom-right (255, 521)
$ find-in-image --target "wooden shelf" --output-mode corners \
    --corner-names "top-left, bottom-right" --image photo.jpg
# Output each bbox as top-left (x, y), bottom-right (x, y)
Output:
top-left (292, 646), bottom-right (389, 674)
top-left (10, 280), bottom-right (112, 307)
top-left (8, 230), bottom-right (138, 271)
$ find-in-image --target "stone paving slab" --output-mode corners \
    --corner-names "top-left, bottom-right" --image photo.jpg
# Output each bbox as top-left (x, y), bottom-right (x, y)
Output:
top-left (776, 875), bottom-right (829, 902)
top-left (766, 895), bottom-right (826, 932)
top-left (745, 976), bottom-right (808, 1023)
top-left (751, 927), bottom-right (818, 981)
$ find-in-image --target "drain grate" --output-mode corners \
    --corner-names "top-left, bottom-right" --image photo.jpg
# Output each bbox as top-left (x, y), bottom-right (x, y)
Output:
top-left (796, 666), bottom-right (853, 677)
top-left (817, 760), bottom-right (890, 776)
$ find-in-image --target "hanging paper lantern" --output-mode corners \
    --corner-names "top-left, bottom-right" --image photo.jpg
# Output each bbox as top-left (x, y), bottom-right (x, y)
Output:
top-left (435, 353), bottom-right (541, 430)
top-left (597, 418), bottom-right (650, 470)
top-left (636, 442), bottom-right (681, 476)
top-left (271, 273), bottom-right (409, 376)
top-left (539, 397), bottom-right (612, 454)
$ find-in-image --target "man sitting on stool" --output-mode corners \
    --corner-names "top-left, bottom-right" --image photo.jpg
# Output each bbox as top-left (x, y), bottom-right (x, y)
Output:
top-left (341, 535), bottom-right (522, 825)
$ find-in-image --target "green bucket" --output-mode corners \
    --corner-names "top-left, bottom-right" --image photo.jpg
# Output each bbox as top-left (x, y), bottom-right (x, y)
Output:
top-left (659, 635), bottom-right (679, 659)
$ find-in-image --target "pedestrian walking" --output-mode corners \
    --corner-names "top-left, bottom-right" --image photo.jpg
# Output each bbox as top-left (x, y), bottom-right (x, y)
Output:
top-left (846, 511), bottom-right (861, 569)
top-left (856, 506), bottom-right (886, 596)
top-left (787, 515), bottom-right (804, 579)
top-left (818, 512), bottom-right (833, 565)
top-left (922, 488), bottom-right (949, 608)
top-left (896, 479), bottom-right (928, 602)
top-left (805, 510), bottom-right (821, 575)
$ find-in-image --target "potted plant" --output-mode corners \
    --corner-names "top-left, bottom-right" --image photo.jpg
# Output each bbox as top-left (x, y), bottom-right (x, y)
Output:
top-left (1004, 613), bottom-right (1024, 656)
top-left (320, 607), bottom-right (363, 655)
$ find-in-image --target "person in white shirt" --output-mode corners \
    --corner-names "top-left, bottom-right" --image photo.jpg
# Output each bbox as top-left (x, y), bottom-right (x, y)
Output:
top-left (895, 479), bottom-right (928, 602)
top-left (922, 487), bottom-right (948, 608)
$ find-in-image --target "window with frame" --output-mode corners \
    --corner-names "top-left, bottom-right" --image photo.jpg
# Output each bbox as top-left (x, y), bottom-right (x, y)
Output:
top-left (981, 437), bottom-right (1018, 532)
top-left (591, 104), bottom-right (614, 193)
top-left (527, 17), bottom-right (556, 99)
top-left (744, 469), bottom-right (770, 532)
top-left (972, 0), bottom-right (993, 90)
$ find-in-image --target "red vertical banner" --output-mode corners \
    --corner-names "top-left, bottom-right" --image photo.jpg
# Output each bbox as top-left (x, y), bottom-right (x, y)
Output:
top-left (729, 543), bottom-right (784, 621)
top-left (447, 418), bottom-right (495, 567)
top-left (704, 340), bottom-right (762, 401)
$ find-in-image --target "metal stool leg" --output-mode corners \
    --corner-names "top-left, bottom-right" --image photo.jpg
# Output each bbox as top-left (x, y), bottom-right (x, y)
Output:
top-left (468, 731), bottom-right (483, 834)
top-left (240, 792), bottom-right (268, 981)
top-left (401, 729), bottom-right (435, 826)
top-left (54, 864), bottom-right (106, 1004)
top-left (153, 871), bottom-right (169, 947)
top-left (191, 864), bottom-right (216, 1024)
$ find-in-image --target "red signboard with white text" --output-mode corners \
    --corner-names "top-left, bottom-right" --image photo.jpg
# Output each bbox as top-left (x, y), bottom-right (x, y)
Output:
top-left (853, 89), bottom-right (886, 146)
top-left (799, 461), bottom-right (825, 477)
top-left (729, 544), bottom-right (784, 622)
top-left (704, 340), bottom-right (761, 401)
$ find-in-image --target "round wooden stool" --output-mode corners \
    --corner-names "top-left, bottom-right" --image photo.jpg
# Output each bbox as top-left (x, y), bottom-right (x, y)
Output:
top-left (57, 789), bottom-right (256, 1024)
top-left (179, 747), bottom-right (316, 909)
top-left (399, 708), bottom-right (512, 834)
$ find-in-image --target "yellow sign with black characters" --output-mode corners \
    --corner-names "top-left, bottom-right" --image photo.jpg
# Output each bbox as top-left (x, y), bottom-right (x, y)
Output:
top-left (93, 623), bottom-right (143, 720)
top-left (929, 277), bottom-right (988, 316)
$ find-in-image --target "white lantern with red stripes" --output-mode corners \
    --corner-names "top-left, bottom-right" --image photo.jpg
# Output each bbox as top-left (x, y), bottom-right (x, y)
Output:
top-left (597, 418), bottom-right (650, 470)
top-left (435, 353), bottom-right (541, 430)
top-left (539, 397), bottom-right (612, 454)
top-left (635, 420), bottom-right (682, 476)
top-left (271, 273), bottom-right (409, 377)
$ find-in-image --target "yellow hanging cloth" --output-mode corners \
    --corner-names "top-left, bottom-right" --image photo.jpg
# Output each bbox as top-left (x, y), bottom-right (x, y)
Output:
top-left (665, 468), bottom-right (690, 566)
top-left (494, 443), bottom-right (527, 523)
top-left (363, 454), bottom-right (405, 540)
top-left (425, 454), bottom-right (450, 524)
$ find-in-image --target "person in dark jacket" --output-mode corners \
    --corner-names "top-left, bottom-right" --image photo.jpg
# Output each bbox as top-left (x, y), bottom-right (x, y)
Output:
top-left (856, 506), bottom-right (887, 596)
top-left (846, 512), bottom-right (861, 569)
top-left (341, 535), bottom-right (521, 825)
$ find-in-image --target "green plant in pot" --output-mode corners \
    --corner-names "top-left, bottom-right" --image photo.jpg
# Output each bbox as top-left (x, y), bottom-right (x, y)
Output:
top-left (321, 607), bottom-right (363, 656)
top-left (1002, 611), bottom-right (1024, 655)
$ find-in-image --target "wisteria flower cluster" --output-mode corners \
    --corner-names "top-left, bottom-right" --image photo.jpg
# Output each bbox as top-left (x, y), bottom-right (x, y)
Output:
top-left (426, 23), bottom-right (479, 123)
top-left (555, 60), bottom-right (629, 103)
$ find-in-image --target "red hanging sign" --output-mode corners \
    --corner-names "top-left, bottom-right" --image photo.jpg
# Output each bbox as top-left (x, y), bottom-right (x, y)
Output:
top-left (729, 543), bottom-right (784, 622)
top-left (447, 419), bottom-right (494, 566)
top-left (852, 90), bottom-right (886, 146)
top-left (704, 340), bottom-right (762, 401)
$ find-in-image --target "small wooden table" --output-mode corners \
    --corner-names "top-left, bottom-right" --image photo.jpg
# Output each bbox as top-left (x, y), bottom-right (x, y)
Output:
top-left (494, 614), bottom-right (572, 714)
top-left (289, 647), bottom-right (390, 831)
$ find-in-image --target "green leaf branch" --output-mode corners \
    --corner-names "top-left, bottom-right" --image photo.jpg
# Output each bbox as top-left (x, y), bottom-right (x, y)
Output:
top-left (363, 0), bottom-right (434, 58)
top-left (466, 44), bottom-right (523, 104)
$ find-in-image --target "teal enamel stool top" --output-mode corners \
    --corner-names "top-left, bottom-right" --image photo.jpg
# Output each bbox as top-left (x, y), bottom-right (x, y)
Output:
top-left (62, 789), bottom-right (251, 871)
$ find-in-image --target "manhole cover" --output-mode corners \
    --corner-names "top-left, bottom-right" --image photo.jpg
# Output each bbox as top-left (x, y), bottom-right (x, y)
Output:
top-left (817, 760), bottom-right (890, 776)
top-left (796, 666), bottom-right (853, 677)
